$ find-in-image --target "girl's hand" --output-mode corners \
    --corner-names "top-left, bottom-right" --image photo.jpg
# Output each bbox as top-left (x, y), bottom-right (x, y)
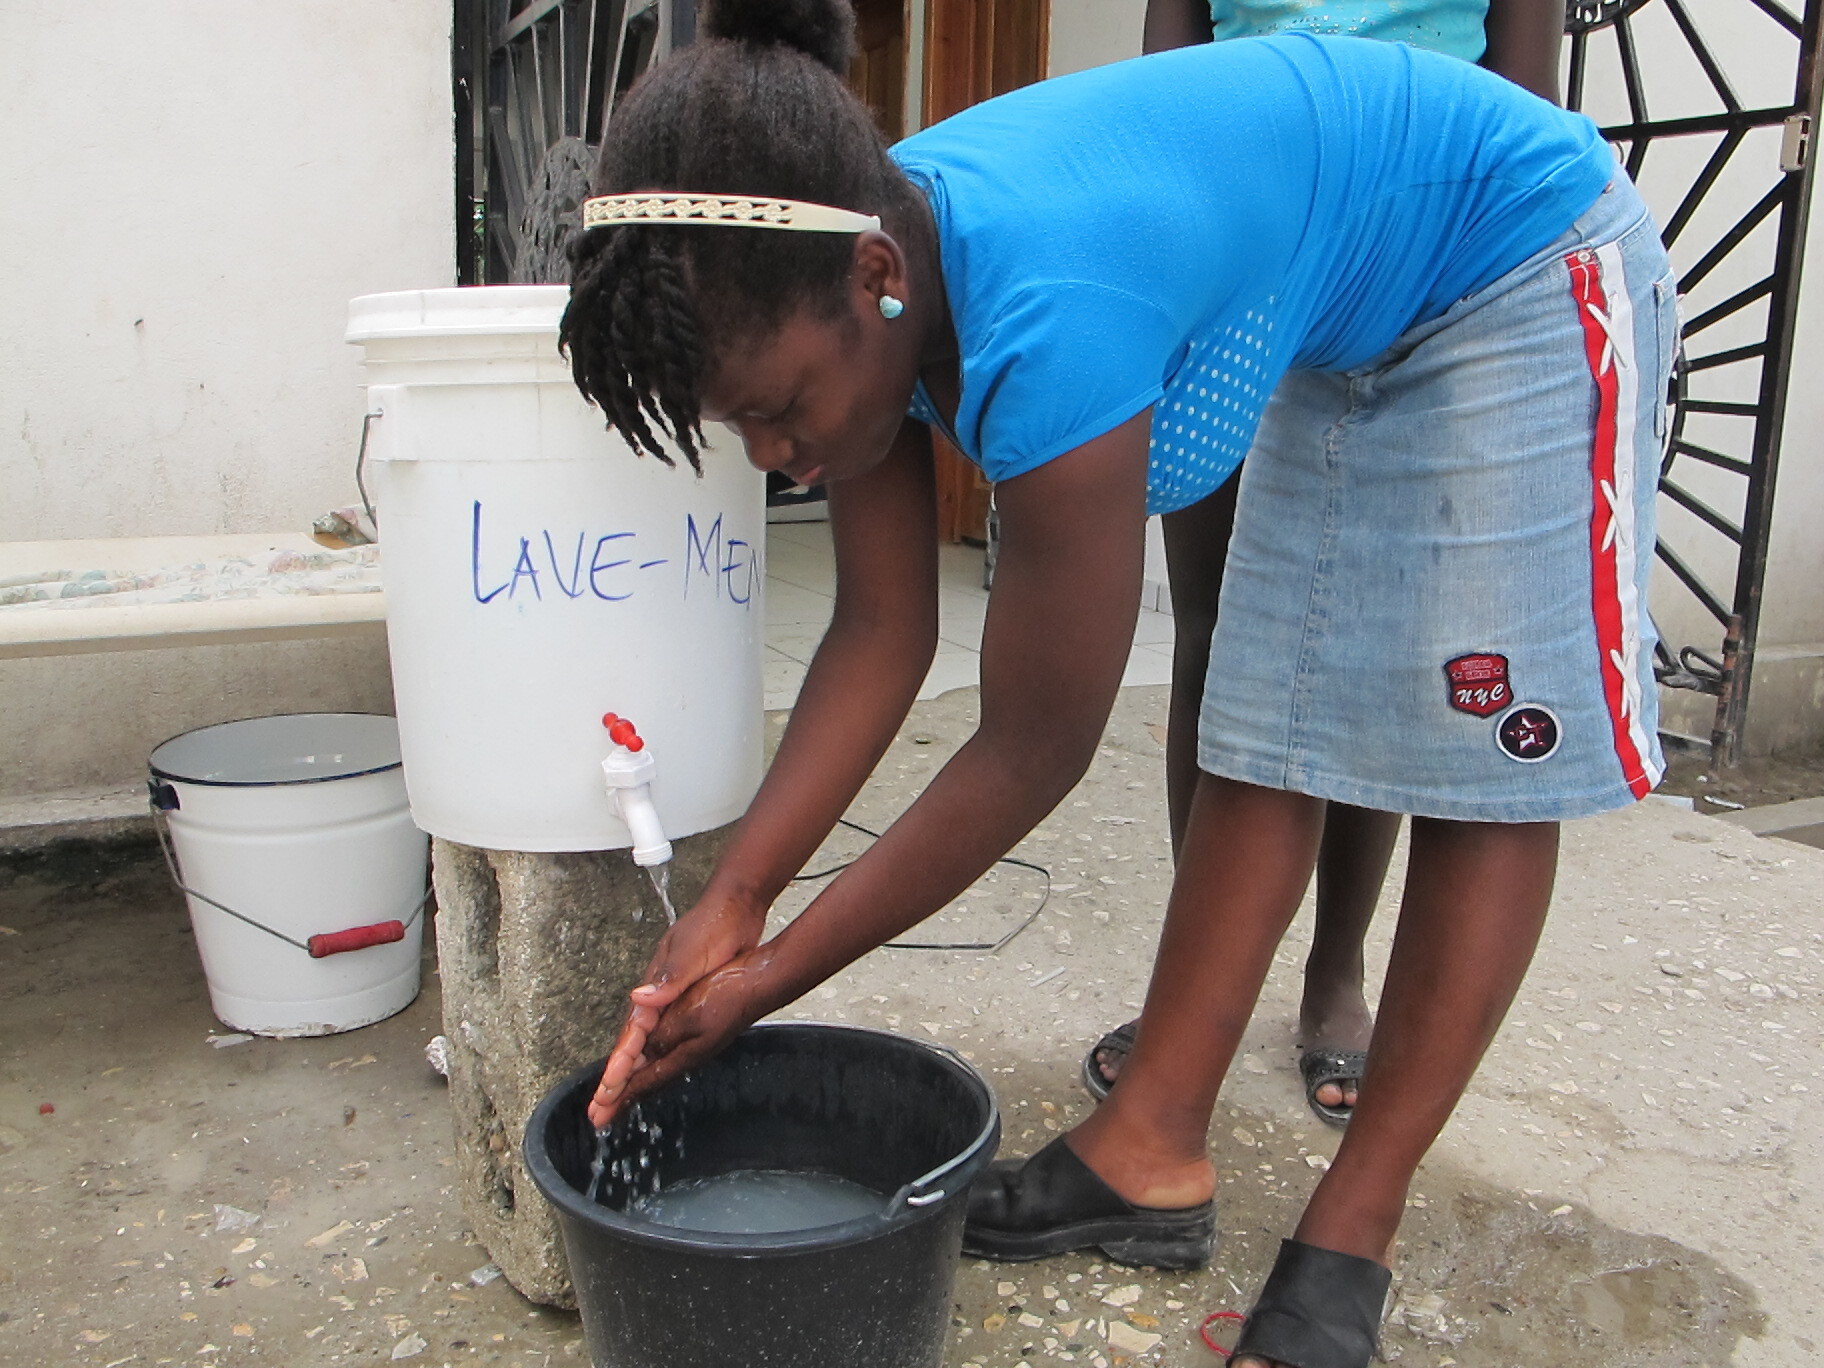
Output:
top-left (588, 946), bottom-right (781, 1126)
top-left (586, 893), bottom-right (766, 1127)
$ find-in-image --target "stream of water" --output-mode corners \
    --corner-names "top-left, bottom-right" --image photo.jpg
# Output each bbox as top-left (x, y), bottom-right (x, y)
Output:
top-left (647, 865), bottom-right (678, 924)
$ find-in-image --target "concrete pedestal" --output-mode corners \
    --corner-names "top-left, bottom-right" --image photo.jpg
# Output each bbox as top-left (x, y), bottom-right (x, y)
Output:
top-left (433, 826), bottom-right (733, 1306)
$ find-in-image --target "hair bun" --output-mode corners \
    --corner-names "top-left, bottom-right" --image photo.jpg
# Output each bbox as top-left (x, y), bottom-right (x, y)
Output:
top-left (699, 0), bottom-right (856, 75)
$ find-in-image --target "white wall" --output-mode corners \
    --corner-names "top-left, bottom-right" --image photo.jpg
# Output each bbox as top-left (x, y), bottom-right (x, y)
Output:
top-left (1047, 0), bottom-right (1145, 78)
top-left (0, 2), bottom-right (455, 804)
top-left (1, 2), bottom-right (455, 541)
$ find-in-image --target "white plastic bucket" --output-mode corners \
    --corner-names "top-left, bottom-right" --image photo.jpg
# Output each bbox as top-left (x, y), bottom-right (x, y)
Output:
top-left (346, 286), bottom-right (765, 853)
top-left (149, 713), bottom-right (429, 1038)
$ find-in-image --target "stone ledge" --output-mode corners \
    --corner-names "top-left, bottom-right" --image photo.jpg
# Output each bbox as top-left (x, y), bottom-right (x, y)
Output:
top-left (0, 787), bottom-right (150, 852)
top-left (1714, 794), bottom-right (1824, 850)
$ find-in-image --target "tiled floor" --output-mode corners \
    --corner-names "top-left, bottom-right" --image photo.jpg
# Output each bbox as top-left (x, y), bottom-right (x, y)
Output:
top-left (763, 521), bottom-right (1178, 710)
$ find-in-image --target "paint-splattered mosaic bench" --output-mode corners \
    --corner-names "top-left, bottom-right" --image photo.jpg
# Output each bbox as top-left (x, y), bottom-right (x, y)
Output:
top-left (0, 534), bottom-right (384, 659)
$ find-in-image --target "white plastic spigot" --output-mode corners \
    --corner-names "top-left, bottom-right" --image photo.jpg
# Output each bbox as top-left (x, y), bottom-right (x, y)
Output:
top-left (600, 714), bottom-right (673, 867)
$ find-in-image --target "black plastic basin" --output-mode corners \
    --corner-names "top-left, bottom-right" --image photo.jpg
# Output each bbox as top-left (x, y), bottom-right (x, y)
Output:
top-left (524, 1022), bottom-right (1001, 1368)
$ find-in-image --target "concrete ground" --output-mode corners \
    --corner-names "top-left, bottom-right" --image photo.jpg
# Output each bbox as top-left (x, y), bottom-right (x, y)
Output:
top-left (2, 683), bottom-right (1820, 1368)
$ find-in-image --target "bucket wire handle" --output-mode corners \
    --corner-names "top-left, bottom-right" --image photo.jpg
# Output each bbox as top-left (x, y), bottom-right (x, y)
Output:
top-left (884, 1045), bottom-right (1000, 1214)
top-left (148, 781), bottom-right (427, 957)
top-left (355, 408), bottom-right (383, 532)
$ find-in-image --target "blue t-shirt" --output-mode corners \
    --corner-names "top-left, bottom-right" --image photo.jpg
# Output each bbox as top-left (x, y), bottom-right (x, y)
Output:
top-left (891, 35), bottom-right (1612, 514)
top-left (1209, 0), bottom-right (1490, 62)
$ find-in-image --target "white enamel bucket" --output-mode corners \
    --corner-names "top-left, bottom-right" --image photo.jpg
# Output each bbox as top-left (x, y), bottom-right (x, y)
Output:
top-left (149, 713), bottom-right (429, 1037)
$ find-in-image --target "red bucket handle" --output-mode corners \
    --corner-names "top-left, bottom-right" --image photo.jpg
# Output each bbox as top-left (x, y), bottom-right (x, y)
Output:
top-left (308, 920), bottom-right (407, 958)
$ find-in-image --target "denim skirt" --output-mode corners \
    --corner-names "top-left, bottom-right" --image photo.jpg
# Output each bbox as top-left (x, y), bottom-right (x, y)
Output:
top-left (1199, 178), bottom-right (1678, 822)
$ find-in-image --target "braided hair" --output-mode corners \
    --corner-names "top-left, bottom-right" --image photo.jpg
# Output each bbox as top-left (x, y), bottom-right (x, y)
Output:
top-left (560, 0), bottom-right (917, 471)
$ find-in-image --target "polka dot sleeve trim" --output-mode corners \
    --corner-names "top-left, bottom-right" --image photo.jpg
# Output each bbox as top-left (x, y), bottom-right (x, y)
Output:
top-left (1147, 305), bottom-right (1284, 515)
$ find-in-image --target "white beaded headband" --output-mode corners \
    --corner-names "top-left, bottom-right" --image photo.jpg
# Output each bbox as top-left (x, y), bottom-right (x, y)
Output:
top-left (582, 192), bottom-right (881, 234)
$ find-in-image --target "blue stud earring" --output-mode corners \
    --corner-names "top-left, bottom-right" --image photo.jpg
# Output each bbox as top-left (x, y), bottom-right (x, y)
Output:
top-left (878, 294), bottom-right (905, 320)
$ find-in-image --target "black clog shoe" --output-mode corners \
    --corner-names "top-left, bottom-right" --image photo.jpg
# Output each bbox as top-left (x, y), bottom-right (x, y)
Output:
top-left (962, 1135), bottom-right (1215, 1269)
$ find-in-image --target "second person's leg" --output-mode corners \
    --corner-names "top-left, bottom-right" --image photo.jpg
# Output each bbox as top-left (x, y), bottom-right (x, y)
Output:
top-left (1300, 802), bottom-right (1402, 1115)
top-left (1084, 484), bottom-right (1238, 1095)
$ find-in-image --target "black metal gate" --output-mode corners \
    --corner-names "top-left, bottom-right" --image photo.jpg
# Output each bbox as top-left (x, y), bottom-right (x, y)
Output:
top-left (1567, 0), bottom-right (1824, 764)
top-left (455, 0), bottom-right (692, 286)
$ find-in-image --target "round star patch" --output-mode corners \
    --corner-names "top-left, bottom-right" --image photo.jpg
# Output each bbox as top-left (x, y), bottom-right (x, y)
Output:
top-left (1495, 704), bottom-right (1562, 763)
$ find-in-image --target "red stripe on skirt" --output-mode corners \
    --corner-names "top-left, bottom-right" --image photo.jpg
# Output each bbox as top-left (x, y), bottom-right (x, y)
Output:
top-left (1566, 249), bottom-right (1651, 799)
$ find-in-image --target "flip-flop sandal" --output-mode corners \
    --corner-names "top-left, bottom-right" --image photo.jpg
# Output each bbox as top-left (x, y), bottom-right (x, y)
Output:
top-left (1298, 1048), bottom-right (1368, 1128)
top-left (963, 1135), bottom-right (1215, 1269)
top-left (1232, 1238), bottom-right (1392, 1368)
top-left (1080, 1018), bottom-right (1139, 1100)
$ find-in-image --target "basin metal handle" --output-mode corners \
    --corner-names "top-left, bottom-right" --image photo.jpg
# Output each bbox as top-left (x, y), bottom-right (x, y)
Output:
top-left (884, 1041), bottom-right (1000, 1216)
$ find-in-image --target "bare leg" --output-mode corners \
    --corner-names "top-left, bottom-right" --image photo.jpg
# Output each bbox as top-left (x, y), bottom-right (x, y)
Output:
top-left (1294, 816), bottom-right (1557, 1251)
top-left (1068, 775), bottom-right (1326, 1205)
top-left (1232, 815), bottom-right (1558, 1368)
top-left (1300, 802), bottom-right (1403, 1110)
top-left (1091, 478), bottom-right (1402, 1109)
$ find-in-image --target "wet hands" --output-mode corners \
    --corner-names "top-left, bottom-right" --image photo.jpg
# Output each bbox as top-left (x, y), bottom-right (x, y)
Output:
top-left (587, 894), bottom-right (771, 1128)
top-left (591, 950), bottom-right (780, 1127)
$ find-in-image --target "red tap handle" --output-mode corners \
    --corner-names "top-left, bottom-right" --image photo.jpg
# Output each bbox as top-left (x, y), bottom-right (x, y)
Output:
top-left (308, 921), bottom-right (406, 958)
top-left (604, 713), bottom-right (646, 751)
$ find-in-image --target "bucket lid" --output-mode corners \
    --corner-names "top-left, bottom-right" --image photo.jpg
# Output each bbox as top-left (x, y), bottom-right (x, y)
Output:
top-left (346, 286), bottom-right (570, 344)
top-left (149, 713), bottom-right (402, 787)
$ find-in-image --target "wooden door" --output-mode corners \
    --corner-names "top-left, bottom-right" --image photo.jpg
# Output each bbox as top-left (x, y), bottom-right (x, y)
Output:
top-left (848, 0), bottom-right (908, 139)
top-left (924, 0), bottom-right (1047, 122)
top-left (922, 0), bottom-right (1049, 543)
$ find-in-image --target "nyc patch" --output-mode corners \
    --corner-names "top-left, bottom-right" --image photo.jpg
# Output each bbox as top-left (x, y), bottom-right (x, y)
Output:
top-left (1444, 653), bottom-right (1512, 718)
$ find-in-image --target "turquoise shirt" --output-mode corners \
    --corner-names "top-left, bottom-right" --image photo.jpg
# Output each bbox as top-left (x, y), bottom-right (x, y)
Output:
top-left (893, 35), bottom-right (1611, 514)
top-left (1209, 0), bottom-right (1491, 61)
